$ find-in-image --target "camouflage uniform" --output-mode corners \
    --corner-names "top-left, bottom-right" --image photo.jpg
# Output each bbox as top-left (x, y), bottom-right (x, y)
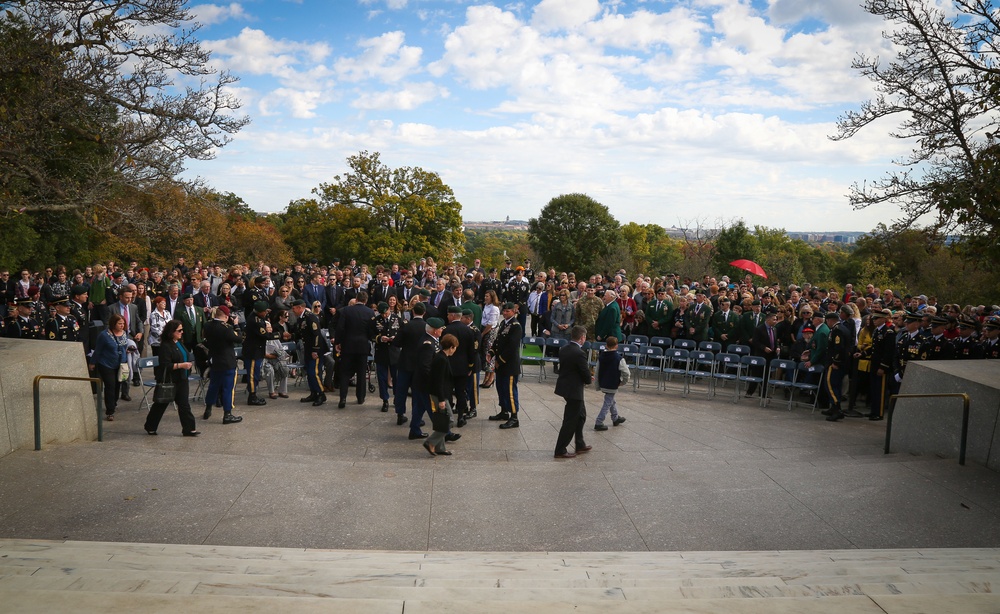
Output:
top-left (575, 295), bottom-right (604, 340)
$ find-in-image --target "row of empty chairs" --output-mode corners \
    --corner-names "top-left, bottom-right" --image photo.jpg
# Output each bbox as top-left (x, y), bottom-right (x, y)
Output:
top-left (521, 336), bottom-right (826, 412)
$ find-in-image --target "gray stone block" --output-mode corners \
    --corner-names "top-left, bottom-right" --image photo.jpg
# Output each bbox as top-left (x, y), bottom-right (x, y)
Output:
top-left (0, 338), bottom-right (98, 456)
top-left (890, 361), bottom-right (1000, 469)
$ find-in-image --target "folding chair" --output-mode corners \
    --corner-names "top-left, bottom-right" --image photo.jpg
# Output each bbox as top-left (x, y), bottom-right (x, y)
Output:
top-left (137, 356), bottom-right (159, 411)
top-left (792, 363), bottom-right (825, 412)
top-left (627, 334), bottom-right (649, 346)
top-left (542, 337), bottom-right (567, 378)
top-left (729, 344), bottom-right (751, 357)
top-left (620, 343), bottom-right (642, 385)
top-left (634, 345), bottom-right (665, 391)
top-left (650, 336), bottom-right (672, 351)
top-left (737, 355), bottom-right (767, 406)
top-left (698, 341), bottom-right (721, 354)
top-left (521, 336), bottom-right (547, 382)
top-left (711, 352), bottom-right (741, 402)
top-left (661, 348), bottom-right (690, 395)
top-left (585, 341), bottom-right (606, 369)
top-left (284, 341), bottom-right (305, 387)
top-left (763, 359), bottom-right (798, 410)
top-left (687, 350), bottom-right (715, 397)
top-left (673, 338), bottom-right (697, 352)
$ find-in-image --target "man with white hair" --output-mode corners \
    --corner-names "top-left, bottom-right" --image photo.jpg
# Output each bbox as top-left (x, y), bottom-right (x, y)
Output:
top-left (595, 289), bottom-right (623, 343)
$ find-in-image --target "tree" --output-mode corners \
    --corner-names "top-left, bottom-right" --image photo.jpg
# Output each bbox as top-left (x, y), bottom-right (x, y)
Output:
top-left (313, 151), bottom-right (464, 263)
top-left (712, 220), bottom-right (762, 279)
top-left (1, 0), bottom-right (248, 225)
top-left (831, 0), bottom-right (1000, 259)
top-left (676, 218), bottom-right (719, 280)
top-left (527, 194), bottom-right (622, 275)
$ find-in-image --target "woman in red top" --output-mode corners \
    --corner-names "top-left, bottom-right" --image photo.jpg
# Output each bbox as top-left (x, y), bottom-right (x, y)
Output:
top-left (617, 284), bottom-right (638, 336)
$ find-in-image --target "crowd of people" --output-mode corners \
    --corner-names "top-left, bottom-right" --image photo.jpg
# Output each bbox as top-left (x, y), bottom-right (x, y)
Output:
top-left (3, 255), bottom-right (999, 448)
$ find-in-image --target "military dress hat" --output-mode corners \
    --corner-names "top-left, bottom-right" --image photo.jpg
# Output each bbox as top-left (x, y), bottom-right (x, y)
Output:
top-left (253, 301), bottom-right (270, 313)
top-left (984, 317), bottom-right (1000, 330)
top-left (289, 299), bottom-right (306, 307)
top-left (217, 305), bottom-right (231, 316)
top-left (14, 297), bottom-right (33, 306)
top-left (447, 305), bottom-right (462, 314)
top-left (50, 296), bottom-right (70, 306)
top-left (426, 317), bottom-right (446, 329)
top-left (904, 311), bottom-right (923, 322)
top-left (873, 308), bottom-right (892, 319)
top-left (958, 317), bottom-right (978, 330)
top-left (71, 285), bottom-right (88, 296)
top-left (930, 315), bottom-right (952, 327)
top-left (489, 267), bottom-right (497, 273)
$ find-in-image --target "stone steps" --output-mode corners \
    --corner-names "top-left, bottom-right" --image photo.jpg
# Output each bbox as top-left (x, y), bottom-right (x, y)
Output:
top-left (2, 539), bottom-right (1000, 612)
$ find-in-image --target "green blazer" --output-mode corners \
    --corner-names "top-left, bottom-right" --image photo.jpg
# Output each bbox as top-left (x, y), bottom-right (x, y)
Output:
top-left (595, 301), bottom-right (623, 342)
top-left (177, 305), bottom-right (206, 348)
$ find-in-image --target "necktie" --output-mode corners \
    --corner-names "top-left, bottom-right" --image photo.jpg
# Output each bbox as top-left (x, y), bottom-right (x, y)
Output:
top-left (189, 307), bottom-right (195, 322)
top-left (656, 301), bottom-right (661, 311)
top-left (123, 305), bottom-right (129, 331)
top-left (768, 327), bottom-right (774, 347)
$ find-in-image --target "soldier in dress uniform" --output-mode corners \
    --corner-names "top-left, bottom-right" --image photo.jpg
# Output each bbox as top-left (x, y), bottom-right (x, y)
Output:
top-left (499, 259), bottom-right (515, 286)
top-left (461, 309), bottom-right (482, 419)
top-left (45, 297), bottom-right (81, 342)
top-left (981, 318), bottom-right (1000, 359)
top-left (920, 315), bottom-right (956, 361)
top-left (244, 275), bottom-right (270, 326)
top-left (4, 297), bottom-right (42, 339)
top-left (643, 287), bottom-right (674, 339)
top-left (444, 305), bottom-right (476, 429)
top-left (504, 266), bottom-right (531, 335)
top-left (866, 309), bottom-right (896, 420)
top-left (892, 312), bottom-right (927, 391)
top-left (478, 268), bottom-right (503, 306)
top-left (244, 301), bottom-right (281, 406)
top-left (952, 317), bottom-right (984, 360)
top-left (290, 298), bottom-right (328, 406)
top-left (522, 259), bottom-right (535, 283)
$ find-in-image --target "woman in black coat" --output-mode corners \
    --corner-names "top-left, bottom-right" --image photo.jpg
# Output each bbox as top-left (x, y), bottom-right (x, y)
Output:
top-left (143, 319), bottom-right (199, 436)
top-left (424, 333), bottom-right (457, 456)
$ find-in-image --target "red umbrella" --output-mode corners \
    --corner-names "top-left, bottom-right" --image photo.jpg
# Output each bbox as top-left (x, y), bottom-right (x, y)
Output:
top-left (729, 259), bottom-right (768, 279)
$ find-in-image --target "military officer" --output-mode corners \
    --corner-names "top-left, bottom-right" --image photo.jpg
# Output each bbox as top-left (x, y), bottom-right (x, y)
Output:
top-left (574, 284), bottom-right (603, 341)
top-left (981, 317), bottom-right (1000, 359)
top-left (920, 315), bottom-right (956, 361)
top-left (243, 275), bottom-right (270, 325)
top-left (893, 312), bottom-right (927, 389)
top-left (4, 297), bottom-right (42, 339)
top-left (478, 268), bottom-right (503, 306)
top-left (444, 306), bottom-right (476, 428)
top-left (686, 290), bottom-right (713, 342)
top-left (953, 317), bottom-right (984, 360)
top-left (45, 297), bottom-right (81, 342)
top-left (244, 301), bottom-right (281, 406)
top-left (460, 308), bottom-right (483, 419)
top-left (290, 298), bottom-right (329, 406)
top-left (738, 300), bottom-right (764, 346)
top-left (504, 266), bottom-right (531, 334)
top-left (711, 297), bottom-right (739, 350)
top-left (499, 259), bottom-right (515, 286)
top-left (866, 309), bottom-right (896, 420)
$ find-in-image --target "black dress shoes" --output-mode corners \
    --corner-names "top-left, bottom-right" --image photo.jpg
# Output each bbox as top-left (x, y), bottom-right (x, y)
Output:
top-left (182, 430), bottom-right (200, 437)
top-left (594, 424), bottom-right (608, 431)
top-left (120, 392), bottom-right (132, 402)
top-left (397, 414), bottom-right (408, 425)
top-left (435, 450), bottom-right (453, 456)
top-left (338, 400), bottom-right (347, 409)
top-left (423, 441), bottom-right (436, 456)
top-left (203, 406), bottom-right (212, 420)
top-left (825, 412), bottom-right (844, 422)
top-left (612, 417), bottom-right (626, 426)
top-left (300, 393), bottom-right (317, 403)
top-left (554, 451), bottom-right (576, 459)
top-left (313, 393), bottom-right (327, 407)
top-left (408, 431), bottom-right (428, 439)
top-left (381, 400), bottom-right (389, 412)
top-left (445, 433), bottom-right (461, 442)
top-left (499, 418), bottom-right (519, 429)
top-left (456, 418), bottom-right (467, 428)
top-left (223, 413), bottom-right (243, 424)
top-left (247, 395), bottom-right (266, 406)
top-left (488, 412), bottom-right (510, 421)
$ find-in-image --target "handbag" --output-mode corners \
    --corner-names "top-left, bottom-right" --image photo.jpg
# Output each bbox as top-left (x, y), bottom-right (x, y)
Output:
top-left (152, 363), bottom-right (175, 404)
top-left (118, 363), bottom-right (131, 382)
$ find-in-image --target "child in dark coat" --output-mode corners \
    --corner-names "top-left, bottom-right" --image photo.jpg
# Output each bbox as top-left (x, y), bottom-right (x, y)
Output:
top-left (594, 337), bottom-right (629, 431)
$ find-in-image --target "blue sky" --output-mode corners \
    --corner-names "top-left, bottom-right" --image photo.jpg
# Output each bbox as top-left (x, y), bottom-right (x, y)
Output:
top-left (182, 0), bottom-right (916, 232)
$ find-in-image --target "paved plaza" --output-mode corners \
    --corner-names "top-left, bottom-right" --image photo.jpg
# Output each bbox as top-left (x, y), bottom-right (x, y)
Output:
top-left (2, 374), bottom-right (998, 553)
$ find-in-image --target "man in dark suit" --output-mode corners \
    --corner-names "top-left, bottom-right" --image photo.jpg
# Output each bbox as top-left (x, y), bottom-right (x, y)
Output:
top-left (396, 275), bottom-right (417, 305)
top-left (444, 306), bottom-right (476, 427)
top-left (303, 273), bottom-right (327, 311)
top-left (554, 325), bottom-right (593, 458)
top-left (368, 274), bottom-right (393, 307)
top-left (193, 281), bottom-right (219, 314)
top-left (738, 300), bottom-right (763, 346)
top-left (393, 301), bottom-right (426, 428)
top-left (335, 290), bottom-right (375, 409)
top-left (746, 310), bottom-right (779, 397)
top-left (711, 297), bottom-right (740, 351)
top-left (176, 293), bottom-right (206, 353)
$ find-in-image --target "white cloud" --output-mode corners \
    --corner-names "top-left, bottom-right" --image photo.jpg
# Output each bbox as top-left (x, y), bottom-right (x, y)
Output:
top-left (207, 28), bottom-right (332, 80)
top-left (335, 31), bottom-right (423, 83)
top-left (259, 88), bottom-right (325, 118)
top-left (190, 2), bottom-right (249, 26)
top-left (359, 0), bottom-right (409, 10)
top-left (531, 0), bottom-right (600, 31)
top-left (352, 82), bottom-right (448, 110)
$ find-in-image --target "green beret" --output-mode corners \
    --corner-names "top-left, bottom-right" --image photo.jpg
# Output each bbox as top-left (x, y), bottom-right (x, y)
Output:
top-left (181, 293), bottom-right (193, 300)
top-left (71, 285), bottom-right (88, 296)
top-left (447, 305), bottom-right (462, 314)
top-left (419, 288), bottom-right (431, 297)
top-left (377, 301), bottom-right (389, 312)
top-left (502, 302), bottom-right (516, 310)
top-left (461, 308), bottom-right (473, 317)
top-left (426, 317), bottom-right (446, 329)
top-left (289, 299), bottom-right (306, 307)
top-left (254, 301), bottom-right (270, 313)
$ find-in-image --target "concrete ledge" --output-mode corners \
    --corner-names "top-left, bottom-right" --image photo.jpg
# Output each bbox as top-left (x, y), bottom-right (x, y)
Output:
top-left (0, 338), bottom-right (98, 457)
top-left (891, 360), bottom-right (1000, 469)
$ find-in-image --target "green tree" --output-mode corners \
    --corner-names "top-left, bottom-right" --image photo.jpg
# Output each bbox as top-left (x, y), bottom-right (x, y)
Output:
top-left (712, 220), bottom-right (762, 279)
top-left (831, 0), bottom-right (1000, 259)
top-left (527, 193), bottom-right (622, 275)
top-left (313, 151), bottom-right (464, 263)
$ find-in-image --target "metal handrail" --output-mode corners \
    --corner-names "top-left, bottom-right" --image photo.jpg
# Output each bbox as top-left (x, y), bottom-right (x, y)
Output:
top-left (32, 375), bottom-right (103, 451)
top-left (884, 393), bottom-right (970, 465)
